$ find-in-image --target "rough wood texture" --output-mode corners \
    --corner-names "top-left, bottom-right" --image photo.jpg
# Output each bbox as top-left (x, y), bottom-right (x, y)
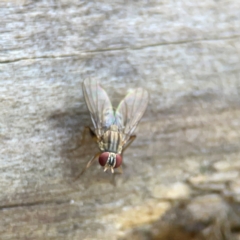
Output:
top-left (0, 1), bottom-right (240, 239)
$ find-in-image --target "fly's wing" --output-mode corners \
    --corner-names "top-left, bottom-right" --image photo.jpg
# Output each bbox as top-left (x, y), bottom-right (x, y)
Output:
top-left (115, 88), bottom-right (148, 142)
top-left (82, 79), bottom-right (114, 137)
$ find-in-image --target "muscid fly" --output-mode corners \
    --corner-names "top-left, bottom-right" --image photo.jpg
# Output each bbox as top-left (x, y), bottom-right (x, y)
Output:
top-left (79, 79), bottom-right (148, 175)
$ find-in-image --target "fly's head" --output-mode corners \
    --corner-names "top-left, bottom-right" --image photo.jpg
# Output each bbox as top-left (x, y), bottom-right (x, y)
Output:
top-left (99, 152), bottom-right (122, 173)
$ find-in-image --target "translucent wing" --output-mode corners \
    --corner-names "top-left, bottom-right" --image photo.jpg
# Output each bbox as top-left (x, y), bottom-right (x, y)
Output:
top-left (115, 88), bottom-right (148, 142)
top-left (82, 78), bottom-right (114, 137)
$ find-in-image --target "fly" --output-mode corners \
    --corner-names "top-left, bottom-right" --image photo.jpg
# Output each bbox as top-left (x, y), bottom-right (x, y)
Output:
top-left (78, 78), bottom-right (148, 176)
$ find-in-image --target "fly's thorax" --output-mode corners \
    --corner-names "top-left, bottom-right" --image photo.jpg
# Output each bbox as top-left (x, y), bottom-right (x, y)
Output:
top-left (109, 125), bottom-right (118, 131)
top-left (101, 128), bottom-right (123, 153)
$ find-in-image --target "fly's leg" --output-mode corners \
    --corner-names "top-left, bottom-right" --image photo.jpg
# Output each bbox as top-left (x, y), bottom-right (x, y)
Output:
top-left (73, 127), bottom-right (99, 180)
top-left (119, 135), bottom-right (136, 173)
top-left (69, 126), bottom-right (97, 152)
top-left (85, 126), bottom-right (98, 141)
top-left (74, 152), bottom-right (101, 181)
top-left (122, 135), bottom-right (136, 153)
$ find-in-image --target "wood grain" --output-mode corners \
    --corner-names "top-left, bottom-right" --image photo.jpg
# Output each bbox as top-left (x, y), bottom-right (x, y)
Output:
top-left (0, 1), bottom-right (239, 239)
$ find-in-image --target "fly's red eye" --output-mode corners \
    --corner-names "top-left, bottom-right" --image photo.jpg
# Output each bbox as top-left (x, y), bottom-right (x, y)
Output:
top-left (99, 152), bottom-right (109, 166)
top-left (115, 154), bottom-right (122, 168)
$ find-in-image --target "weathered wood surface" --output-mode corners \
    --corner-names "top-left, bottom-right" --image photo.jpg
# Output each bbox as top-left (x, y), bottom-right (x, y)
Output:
top-left (0, 0), bottom-right (240, 239)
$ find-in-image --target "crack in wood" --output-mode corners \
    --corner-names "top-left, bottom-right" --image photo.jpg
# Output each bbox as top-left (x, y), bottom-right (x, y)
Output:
top-left (0, 34), bottom-right (239, 64)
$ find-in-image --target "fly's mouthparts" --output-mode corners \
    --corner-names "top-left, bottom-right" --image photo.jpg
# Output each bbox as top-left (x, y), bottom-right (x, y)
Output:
top-left (103, 165), bottom-right (115, 173)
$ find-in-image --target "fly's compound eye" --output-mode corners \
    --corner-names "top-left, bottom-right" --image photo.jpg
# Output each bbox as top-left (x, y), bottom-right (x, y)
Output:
top-left (99, 152), bottom-right (109, 167)
top-left (98, 152), bottom-right (122, 168)
top-left (115, 154), bottom-right (122, 168)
